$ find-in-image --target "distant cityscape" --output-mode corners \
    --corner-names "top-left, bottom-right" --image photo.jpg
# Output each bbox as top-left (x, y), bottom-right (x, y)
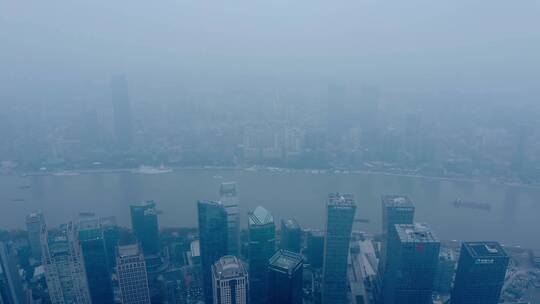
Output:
top-left (1, 76), bottom-right (540, 189)
top-left (1, 182), bottom-right (539, 303)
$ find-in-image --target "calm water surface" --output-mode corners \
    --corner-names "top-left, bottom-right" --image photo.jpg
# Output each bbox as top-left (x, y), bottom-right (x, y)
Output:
top-left (1, 169), bottom-right (539, 249)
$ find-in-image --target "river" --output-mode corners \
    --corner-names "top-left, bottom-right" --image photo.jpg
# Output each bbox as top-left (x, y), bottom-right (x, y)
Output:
top-left (1, 169), bottom-right (539, 249)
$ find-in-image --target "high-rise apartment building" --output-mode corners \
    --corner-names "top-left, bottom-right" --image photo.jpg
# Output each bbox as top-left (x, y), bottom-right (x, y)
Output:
top-left (380, 223), bottom-right (440, 304)
top-left (130, 201), bottom-right (160, 256)
top-left (268, 250), bottom-right (303, 304)
top-left (41, 223), bottom-right (91, 304)
top-left (280, 218), bottom-right (302, 253)
top-left (451, 242), bottom-right (509, 304)
top-left (78, 218), bottom-right (114, 304)
top-left (321, 193), bottom-right (356, 304)
top-left (211, 256), bottom-right (248, 304)
top-left (220, 182), bottom-right (241, 257)
top-left (248, 206), bottom-right (276, 304)
top-left (116, 243), bottom-right (151, 304)
top-left (198, 200), bottom-right (228, 304)
top-left (25, 210), bottom-right (45, 260)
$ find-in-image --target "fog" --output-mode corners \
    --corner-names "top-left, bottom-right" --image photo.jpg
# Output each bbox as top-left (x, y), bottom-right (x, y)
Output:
top-left (2, 0), bottom-right (539, 105)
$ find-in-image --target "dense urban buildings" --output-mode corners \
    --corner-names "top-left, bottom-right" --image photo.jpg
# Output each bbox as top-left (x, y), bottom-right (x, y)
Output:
top-left (380, 223), bottom-right (440, 304)
top-left (197, 200), bottom-right (228, 304)
top-left (248, 206), bottom-right (276, 304)
top-left (116, 243), bottom-right (151, 304)
top-left (268, 250), bottom-right (304, 304)
top-left (280, 218), bottom-right (302, 253)
top-left (41, 222), bottom-right (91, 304)
top-left (321, 193), bottom-right (356, 304)
top-left (78, 217), bottom-right (114, 304)
top-left (0, 242), bottom-right (26, 304)
top-left (219, 182), bottom-right (241, 257)
top-left (451, 242), bottom-right (510, 304)
top-left (211, 256), bottom-right (248, 304)
top-left (130, 200), bottom-right (160, 256)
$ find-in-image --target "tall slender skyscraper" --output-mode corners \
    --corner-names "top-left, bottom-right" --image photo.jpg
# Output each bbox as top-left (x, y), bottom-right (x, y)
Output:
top-left (211, 256), bottom-right (248, 304)
top-left (379, 194), bottom-right (415, 293)
top-left (198, 200), bottom-right (228, 304)
top-left (41, 223), bottom-right (91, 304)
top-left (306, 230), bottom-right (324, 268)
top-left (268, 250), bottom-right (303, 304)
top-left (451, 242), bottom-right (509, 304)
top-left (130, 201), bottom-right (160, 256)
top-left (280, 218), bottom-right (302, 253)
top-left (220, 182), bottom-right (241, 257)
top-left (321, 193), bottom-right (356, 304)
top-left (78, 218), bottom-right (114, 304)
top-left (380, 223), bottom-right (440, 304)
top-left (381, 195), bottom-right (415, 240)
top-left (26, 210), bottom-right (45, 260)
top-left (116, 243), bottom-right (151, 304)
top-left (0, 242), bottom-right (26, 304)
top-left (248, 206), bottom-right (276, 304)
top-left (100, 216), bottom-right (120, 273)
top-left (111, 75), bottom-right (133, 150)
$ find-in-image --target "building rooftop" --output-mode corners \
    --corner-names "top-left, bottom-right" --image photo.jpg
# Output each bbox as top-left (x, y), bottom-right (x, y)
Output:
top-left (79, 218), bottom-right (100, 231)
top-left (328, 193), bottom-right (356, 208)
top-left (212, 256), bottom-right (247, 280)
top-left (282, 218), bottom-right (300, 230)
top-left (26, 210), bottom-right (43, 222)
top-left (131, 200), bottom-right (156, 209)
top-left (463, 242), bottom-right (508, 258)
top-left (249, 206), bottom-right (274, 225)
top-left (219, 182), bottom-right (237, 197)
top-left (269, 250), bottom-right (303, 275)
top-left (382, 195), bottom-right (414, 208)
top-left (118, 244), bottom-right (141, 258)
top-left (396, 223), bottom-right (439, 243)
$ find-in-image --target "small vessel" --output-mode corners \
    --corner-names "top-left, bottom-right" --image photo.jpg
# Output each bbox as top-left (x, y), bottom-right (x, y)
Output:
top-left (10, 198), bottom-right (26, 203)
top-left (453, 199), bottom-right (491, 211)
top-left (133, 165), bottom-right (173, 175)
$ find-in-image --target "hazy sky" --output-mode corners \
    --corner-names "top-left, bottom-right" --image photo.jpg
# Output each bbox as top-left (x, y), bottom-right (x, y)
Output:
top-left (1, 0), bottom-right (539, 105)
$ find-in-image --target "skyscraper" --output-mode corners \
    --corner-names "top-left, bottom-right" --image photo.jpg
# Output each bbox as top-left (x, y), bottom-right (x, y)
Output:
top-left (379, 195), bottom-right (415, 289)
top-left (211, 256), bottom-right (248, 304)
top-left (130, 201), bottom-right (160, 256)
top-left (306, 230), bottom-right (324, 268)
top-left (100, 216), bottom-right (120, 273)
top-left (381, 195), bottom-right (415, 241)
top-left (248, 206), bottom-right (276, 304)
top-left (0, 242), bottom-right (26, 304)
top-left (268, 250), bottom-right (303, 304)
top-left (380, 223), bottom-right (440, 304)
top-left (451, 242), bottom-right (509, 304)
top-left (25, 210), bottom-right (45, 261)
top-left (198, 200), bottom-right (228, 304)
top-left (220, 182), bottom-right (241, 257)
top-left (116, 243), bottom-right (151, 304)
top-left (321, 193), bottom-right (356, 304)
top-left (280, 218), bottom-right (302, 253)
top-left (41, 223), bottom-right (91, 304)
top-left (78, 218), bottom-right (114, 304)
top-left (111, 75), bottom-right (133, 150)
